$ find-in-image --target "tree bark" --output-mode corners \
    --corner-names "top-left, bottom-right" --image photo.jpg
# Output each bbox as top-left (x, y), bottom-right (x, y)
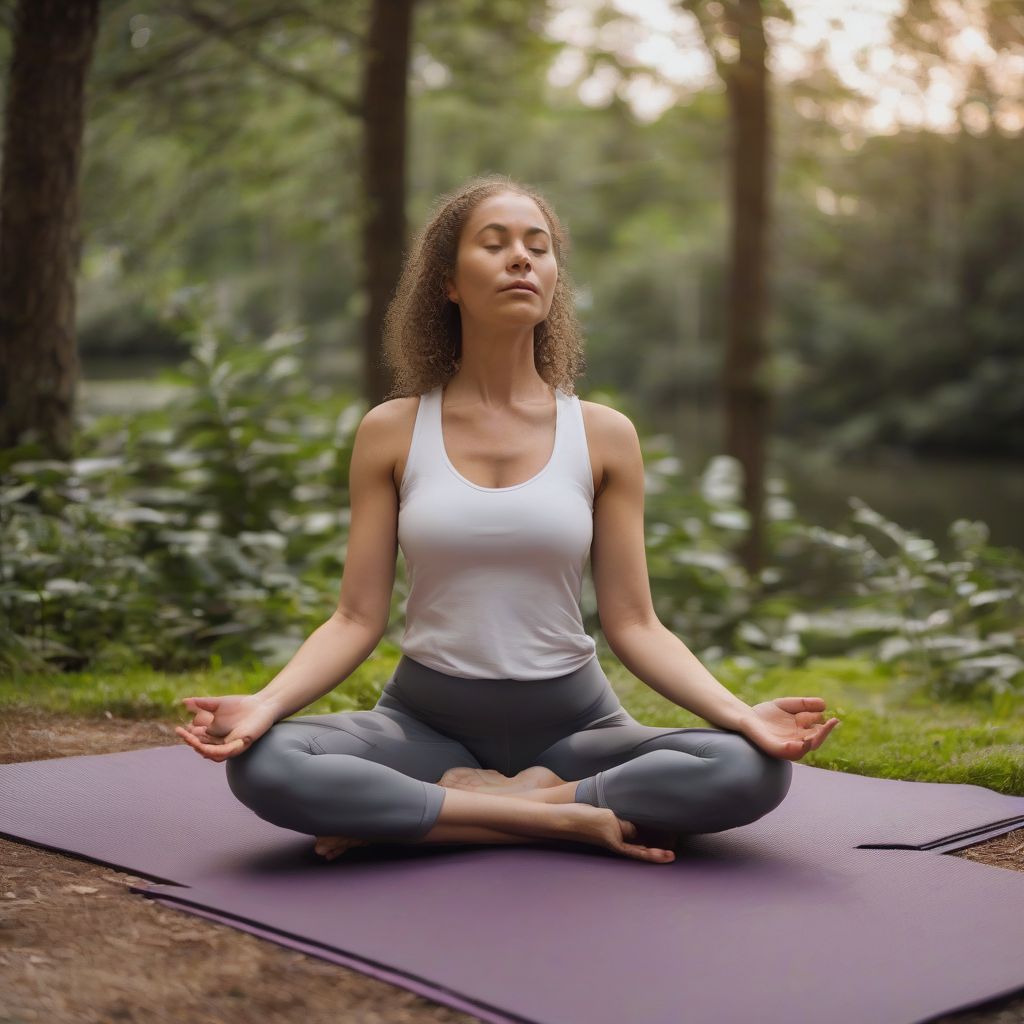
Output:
top-left (722, 0), bottom-right (771, 576)
top-left (0, 0), bottom-right (101, 457)
top-left (360, 0), bottom-right (415, 405)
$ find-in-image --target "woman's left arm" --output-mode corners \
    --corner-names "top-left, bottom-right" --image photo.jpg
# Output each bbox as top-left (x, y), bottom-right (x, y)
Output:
top-left (588, 406), bottom-right (839, 758)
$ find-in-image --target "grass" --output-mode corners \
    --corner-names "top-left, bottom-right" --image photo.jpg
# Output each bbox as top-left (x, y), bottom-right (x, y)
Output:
top-left (3, 645), bottom-right (1022, 795)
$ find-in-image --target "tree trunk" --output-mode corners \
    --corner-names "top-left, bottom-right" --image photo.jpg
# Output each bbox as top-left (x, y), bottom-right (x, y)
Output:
top-left (360, 0), bottom-right (415, 405)
top-left (722, 0), bottom-right (771, 576)
top-left (0, 0), bottom-right (101, 457)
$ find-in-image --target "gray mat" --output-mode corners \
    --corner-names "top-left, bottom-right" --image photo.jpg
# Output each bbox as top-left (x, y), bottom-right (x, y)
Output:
top-left (2, 744), bottom-right (1024, 1024)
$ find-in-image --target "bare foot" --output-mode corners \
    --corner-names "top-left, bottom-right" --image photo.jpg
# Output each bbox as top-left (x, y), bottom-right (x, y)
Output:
top-left (439, 765), bottom-right (565, 795)
top-left (314, 835), bottom-right (371, 861)
top-left (561, 804), bottom-right (676, 864)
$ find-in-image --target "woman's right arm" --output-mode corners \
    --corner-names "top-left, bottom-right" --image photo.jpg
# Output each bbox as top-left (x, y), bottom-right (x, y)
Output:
top-left (253, 402), bottom-right (404, 722)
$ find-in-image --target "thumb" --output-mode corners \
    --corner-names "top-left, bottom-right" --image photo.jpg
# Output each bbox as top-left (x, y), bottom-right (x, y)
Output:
top-left (182, 696), bottom-right (220, 711)
top-left (222, 732), bottom-right (254, 754)
top-left (618, 818), bottom-right (639, 842)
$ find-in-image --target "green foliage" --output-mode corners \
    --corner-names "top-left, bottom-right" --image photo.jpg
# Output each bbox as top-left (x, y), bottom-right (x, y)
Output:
top-left (772, 127), bottom-right (1024, 456)
top-left (0, 642), bottom-right (405, 719)
top-left (1, 297), bottom-right (364, 672)
top-left (779, 505), bottom-right (1024, 700)
top-left (635, 448), bottom-right (1024, 702)
top-left (3, 305), bottom-right (1020, 702)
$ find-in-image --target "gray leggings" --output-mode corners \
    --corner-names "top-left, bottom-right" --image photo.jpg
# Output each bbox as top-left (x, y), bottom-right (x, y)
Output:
top-left (226, 654), bottom-right (792, 843)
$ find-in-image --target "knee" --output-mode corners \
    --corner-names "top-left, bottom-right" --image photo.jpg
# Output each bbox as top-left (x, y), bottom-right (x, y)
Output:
top-left (224, 727), bottom-right (296, 810)
top-left (714, 735), bottom-right (793, 824)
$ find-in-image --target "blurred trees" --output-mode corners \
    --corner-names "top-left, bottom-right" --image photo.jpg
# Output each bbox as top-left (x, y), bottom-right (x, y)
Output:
top-left (0, 0), bottom-right (101, 457)
top-left (0, 1), bottom-right (1020, 475)
top-left (684, 0), bottom-right (786, 574)
top-left (1, 0), bottom-right (1022, 679)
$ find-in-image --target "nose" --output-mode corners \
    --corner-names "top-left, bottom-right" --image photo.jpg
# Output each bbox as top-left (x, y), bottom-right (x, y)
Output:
top-left (508, 242), bottom-right (531, 269)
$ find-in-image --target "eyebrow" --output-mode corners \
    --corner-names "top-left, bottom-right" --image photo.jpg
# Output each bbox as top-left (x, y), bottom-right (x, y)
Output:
top-left (474, 223), bottom-right (550, 240)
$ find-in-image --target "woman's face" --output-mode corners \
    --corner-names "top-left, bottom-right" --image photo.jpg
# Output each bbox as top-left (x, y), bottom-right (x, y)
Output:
top-left (445, 192), bottom-right (557, 327)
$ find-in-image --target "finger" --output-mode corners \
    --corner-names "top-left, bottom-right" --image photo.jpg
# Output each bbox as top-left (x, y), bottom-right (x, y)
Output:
top-left (778, 736), bottom-right (811, 761)
top-left (183, 697), bottom-right (220, 713)
top-left (205, 735), bottom-right (248, 757)
top-left (176, 729), bottom-right (222, 754)
top-left (613, 819), bottom-right (675, 860)
top-left (795, 710), bottom-right (825, 727)
top-left (193, 738), bottom-right (245, 762)
top-left (809, 719), bottom-right (840, 749)
top-left (774, 697), bottom-right (827, 714)
top-left (183, 724), bottom-right (223, 744)
top-left (620, 840), bottom-right (675, 862)
top-left (176, 728), bottom-right (212, 754)
top-left (180, 701), bottom-right (215, 728)
top-left (176, 729), bottom-right (247, 761)
top-left (192, 724), bottom-right (228, 741)
top-left (791, 725), bottom-right (835, 757)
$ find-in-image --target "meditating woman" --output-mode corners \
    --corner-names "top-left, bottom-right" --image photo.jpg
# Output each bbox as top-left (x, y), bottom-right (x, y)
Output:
top-left (175, 173), bottom-right (839, 865)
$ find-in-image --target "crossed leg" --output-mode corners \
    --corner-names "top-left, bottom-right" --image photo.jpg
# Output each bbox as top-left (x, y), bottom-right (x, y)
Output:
top-left (225, 708), bottom-right (791, 861)
top-left (531, 716), bottom-right (794, 835)
top-left (225, 713), bottom-right (658, 860)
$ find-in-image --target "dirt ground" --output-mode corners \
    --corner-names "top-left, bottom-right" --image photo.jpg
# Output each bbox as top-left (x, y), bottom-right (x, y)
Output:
top-left (1, 707), bottom-right (1023, 1024)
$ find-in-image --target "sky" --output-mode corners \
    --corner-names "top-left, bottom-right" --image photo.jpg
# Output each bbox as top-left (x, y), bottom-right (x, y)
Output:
top-left (543, 0), bottom-right (1024, 137)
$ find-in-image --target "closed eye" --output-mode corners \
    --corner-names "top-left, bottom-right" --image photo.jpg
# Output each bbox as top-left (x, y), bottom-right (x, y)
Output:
top-left (484, 245), bottom-right (548, 254)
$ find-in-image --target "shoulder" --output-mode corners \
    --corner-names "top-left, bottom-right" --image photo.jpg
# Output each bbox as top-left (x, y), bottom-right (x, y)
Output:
top-left (361, 394), bottom-right (421, 435)
top-left (580, 399), bottom-right (640, 455)
top-left (357, 395), bottom-right (423, 490)
top-left (578, 399), bottom-right (641, 499)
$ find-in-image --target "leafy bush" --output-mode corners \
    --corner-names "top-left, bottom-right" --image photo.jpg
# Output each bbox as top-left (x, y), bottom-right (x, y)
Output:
top-left (2, 302), bottom-right (1021, 701)
top-left (637, 450), bottom-right (1023, 700)
top-left (1, 301), bottom-right (365, 672)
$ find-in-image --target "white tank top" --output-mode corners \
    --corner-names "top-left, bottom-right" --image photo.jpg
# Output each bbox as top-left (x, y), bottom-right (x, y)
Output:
top-left (397, 384), bottom-right (597, 680)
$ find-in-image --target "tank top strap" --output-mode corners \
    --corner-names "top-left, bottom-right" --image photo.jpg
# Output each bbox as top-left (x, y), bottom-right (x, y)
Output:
top-left (399, 386), bottom-right (445, 503)
top-left (555, 388), bottom-right (596, 505)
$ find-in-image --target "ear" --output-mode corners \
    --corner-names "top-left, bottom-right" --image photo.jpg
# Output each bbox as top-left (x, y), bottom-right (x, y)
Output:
top-left (444, 277), bottom-right (459, 304)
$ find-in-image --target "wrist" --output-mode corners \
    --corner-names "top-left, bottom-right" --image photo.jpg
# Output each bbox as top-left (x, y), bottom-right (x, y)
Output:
top-left (714, 701), bottom-right (756, 734)
top-left (255, 692), bottom-right (286, 722)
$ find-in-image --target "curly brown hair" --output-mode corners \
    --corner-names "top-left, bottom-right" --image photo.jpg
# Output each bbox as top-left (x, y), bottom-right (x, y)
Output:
top-left (380, 173), bottom-right (587, 400)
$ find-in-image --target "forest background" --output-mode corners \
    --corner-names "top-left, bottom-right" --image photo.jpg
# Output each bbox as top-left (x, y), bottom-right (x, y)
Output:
top-left (1, 0), bottom-right (1022, 734)
top-left (4, 7), bottom-right (1024, 1020)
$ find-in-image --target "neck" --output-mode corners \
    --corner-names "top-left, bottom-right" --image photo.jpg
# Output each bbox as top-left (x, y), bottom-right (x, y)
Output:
top-left (447, 316), bottom-right (550, 408)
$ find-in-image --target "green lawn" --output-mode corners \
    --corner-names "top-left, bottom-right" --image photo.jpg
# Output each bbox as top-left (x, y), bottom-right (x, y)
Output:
top-left (3, 648), bottom-right (1021, 795)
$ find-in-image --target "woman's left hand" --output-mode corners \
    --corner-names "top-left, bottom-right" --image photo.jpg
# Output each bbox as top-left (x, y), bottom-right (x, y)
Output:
top-left (737, 697), bottom-right (840, 761)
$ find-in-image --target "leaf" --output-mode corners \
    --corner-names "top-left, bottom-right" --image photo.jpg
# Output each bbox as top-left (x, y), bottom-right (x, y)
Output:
top-left (968, 588), bottom-right (1016, 607)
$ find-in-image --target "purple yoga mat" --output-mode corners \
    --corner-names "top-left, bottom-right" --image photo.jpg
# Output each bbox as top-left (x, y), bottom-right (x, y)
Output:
top-left (2, 744), bottom-right (1024, 1024)
top-left (135, 844), bottom-right (1024, 1024)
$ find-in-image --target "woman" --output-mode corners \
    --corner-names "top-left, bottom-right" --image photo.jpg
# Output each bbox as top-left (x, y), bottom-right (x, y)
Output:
top-left (176, 174), bottom-right (839, 866)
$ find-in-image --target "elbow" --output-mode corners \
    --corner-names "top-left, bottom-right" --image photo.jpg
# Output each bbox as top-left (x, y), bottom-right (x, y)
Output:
top-left (330, 608), bottom-right (387, 644)
top-left (602, 615), bottom-right (662, 657)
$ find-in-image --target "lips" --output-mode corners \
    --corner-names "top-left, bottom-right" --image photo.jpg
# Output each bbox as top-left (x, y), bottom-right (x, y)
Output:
top-left (502, 282), bottom-right (538, 294)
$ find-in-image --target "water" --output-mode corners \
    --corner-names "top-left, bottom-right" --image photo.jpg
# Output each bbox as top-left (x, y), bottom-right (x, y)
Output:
top-left (780, 445), bottom-right (1024, 554)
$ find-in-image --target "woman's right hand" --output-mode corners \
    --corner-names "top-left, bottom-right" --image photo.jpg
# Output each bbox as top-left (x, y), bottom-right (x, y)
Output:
top-left (175, 694), bottom-right (278, 762)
